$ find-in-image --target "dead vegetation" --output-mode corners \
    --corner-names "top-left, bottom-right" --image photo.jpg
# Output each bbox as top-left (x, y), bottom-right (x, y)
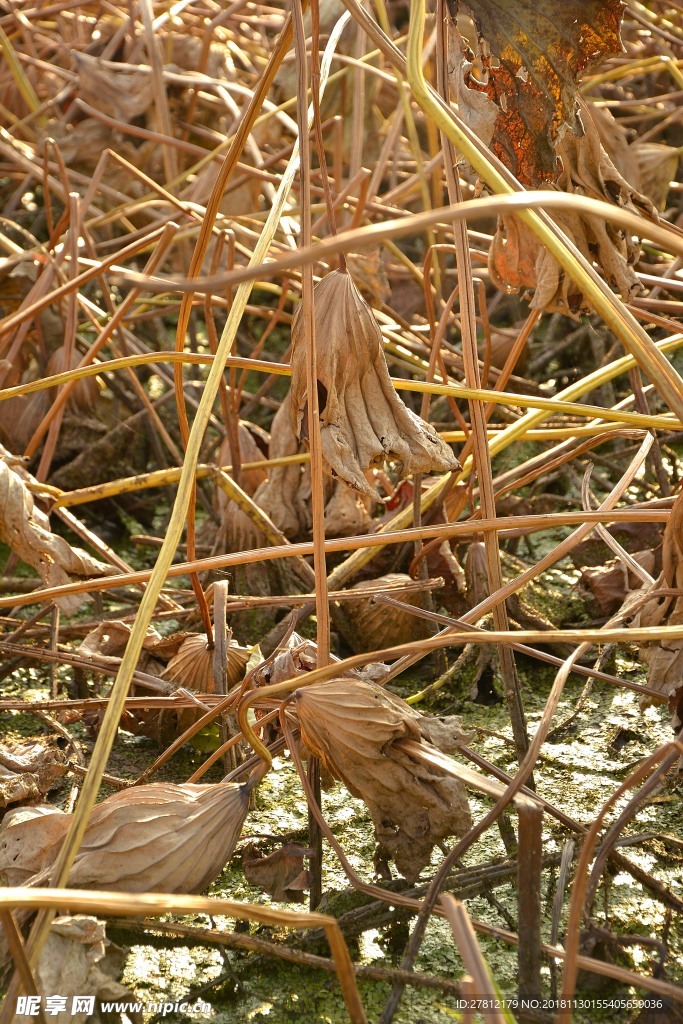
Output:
top-left (0, 0), bottom-right (682, 1021)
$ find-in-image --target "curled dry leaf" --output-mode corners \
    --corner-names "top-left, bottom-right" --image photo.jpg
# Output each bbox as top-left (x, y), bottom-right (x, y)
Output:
top-left (448, 2), bottom-right (657, 314)
top-left (45, 345), bottom-right (100, 413)
top-left (77, 622), bottom-right (248, 741)
top-left (163, 633), bottom-right (250, 692)
top-left (489, 102), bottom-right (656, 314)
top-left (448, 0), bottom-right (623, 186)
top-left (73, 51), bottom-right (154, 122)
top-left (0, 740), bottom-right (68, 809)
top-left (339, 573), bottom-right (434, 654)
top-left (580, 550), bottom-right (656, 617)
top-left (0, 445), bottom-right (114, 613)
top-left (10, 782), bottom-right (251, 895)
top-left (0, 805), bottom-right (70, 885)
top-left (323, 479), bottom-right (373, 538)
top-left (254, 393), bottom-right (320, 540)
top-left (243, 842), bottom-right (312, 902)
top-left (294, 679), bottom-right (472, 880)
top-left (216, 420), bottom-right (270, 509)
top-left (290, 271), bottom-right (458, 499)
top-left (37, 916), bottom-right (137, 1024)
top-left (251, 631), bottom-right (322, 689)
top-left (629, 494), bottom-right (683, 734)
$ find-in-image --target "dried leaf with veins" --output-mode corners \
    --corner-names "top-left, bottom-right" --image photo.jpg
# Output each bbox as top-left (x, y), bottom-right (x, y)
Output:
top-left (254, 393), bottom-right (329, 540)
top-left (0, 805), bottom-right (70, 885)
top-left (0, 445), bottom-right (114, 613)
top-left (73, 51), bottom-right (154, 122)
top-left (290, 271), bottom-right (459, 499)
top-left (339, 573), bottom-right (433, 655)
top-left (36, 916), bottom-right (136, 1021)
top-left (293, 680), bottom-right (472, 880)
top-left (448, 2), bottom-right (656, 314)
top-left (323, 479), bottom-right (373, 538)
top-left (10, 782), bottom-right (252, 894)
top-left (448, 0), bottom-right (623, 186)
top-left (243, 842), bottom-right (312, 902)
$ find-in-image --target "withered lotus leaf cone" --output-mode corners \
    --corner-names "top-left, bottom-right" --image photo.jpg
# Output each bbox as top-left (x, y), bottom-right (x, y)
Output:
top-left (14, 783), bottom-right (250, 895)
top-left (340, 573), bottom-right (433, 653)
top-left (294, 680), bottom-right (472, 880)
top-left (163, 633), bottom-right (249, 691)
top-left (290, 271), bottom-right (459, 499)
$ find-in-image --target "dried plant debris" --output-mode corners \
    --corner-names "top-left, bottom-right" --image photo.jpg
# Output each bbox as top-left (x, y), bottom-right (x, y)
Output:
top-left (448, 1), bottom-right (657, 313)
top-left (338, 573), bottom-right (434, 654)
top-left (77, 621), bottom-right (248, 741)
top-left (448, 0), bottom-right (624, 186)
top-left (0, 445), bottom-right (114, 613)
top-left (2, 782), bottom-right (251, 895)
top-left (254, 393), bottom-right (320, 540)
top-left (290, 271), bottom-right (458, 499)
top-left (242, 842), bottom-right (312, 902)
top-left (294, 680), bottom-right (472, 880)
top-left (629, 494), bottom-right (683, 735)
top-left (0, 740), bottom-right (68, 810)
top-left (0, 805), bottom-right (70, 885)
top-left (215, 420), bottom-right (270, 509)
top-left (37, 916), bottom-right (138, 1024)
top-left (580, 550), bottom-right (656, 617)
top-left (488, 101), bottom-right (656, 314)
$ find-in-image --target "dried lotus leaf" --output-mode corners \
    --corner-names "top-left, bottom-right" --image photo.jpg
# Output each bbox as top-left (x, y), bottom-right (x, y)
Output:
top-left (0, 805), bottom-right (70, 885)
top-left (294, 679), bottom-right (472, 880)
top-left (490, 101), bottom-right (656, 315)
top-left (216, 421), bottom-right (269, 506)
top-left (324, 480), bottom-right (373, 538)
top-left (633, 142), bottom-right (680, 213)
top-left (21, 782), bottom-right (251, 894)
top-left (243, 841), bottom-right (312, 902)
top-left (290, 271), bottom-right (459, 499)
top-left (163, 633), bottom-right (213, 691)
top-left (254, 394), bottom-right (325, 540)
top-left (163, 633), bottom-right (250, 692)
top-left (36, 915), bottom-right (136, 1022)
top-left (73, 51), bottom-right (154, 122)
top-left (340, 573), bottom-right (433, 654)
top-left (0, 444), bottom-right (114, 614)
top-left (45, 345), bottom-right (99, 413)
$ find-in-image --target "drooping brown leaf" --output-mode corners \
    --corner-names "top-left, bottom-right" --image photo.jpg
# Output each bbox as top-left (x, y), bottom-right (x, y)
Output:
top-left (294, 680), bottom-right (472, 881)
top-left (254, 393), bottom-right (323, 540)
top-left (77, 623), bottom-right (248, 742)
top-left (448, 0), bottom-right (623, 187)
top-left (0, 741), bottom-right (68, 810)
top-left (0, 445), bottom-right (115, 613)
top-left (215, 420), bottom-right (270, 509)
top-left (73, 51), bottom-right (154, 122)
top-left (338, 573), bottom-right (434, 654)
top-left (243, 842), bottom-right (312, 902)
top-left (448, 3), bottom-right (657, 314)
top-left (488, 100), bottom-right (655, 314)
top-left (163, 633), bottom-right (250, 692)
top-left (10, 782), bottom-right (251, 895)
top-left (323, 479), bottom-right (374, 538)
top-left (290, 271), bottom-right (459, 499)
top-left (0, 805), bottom-right (70, 884)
